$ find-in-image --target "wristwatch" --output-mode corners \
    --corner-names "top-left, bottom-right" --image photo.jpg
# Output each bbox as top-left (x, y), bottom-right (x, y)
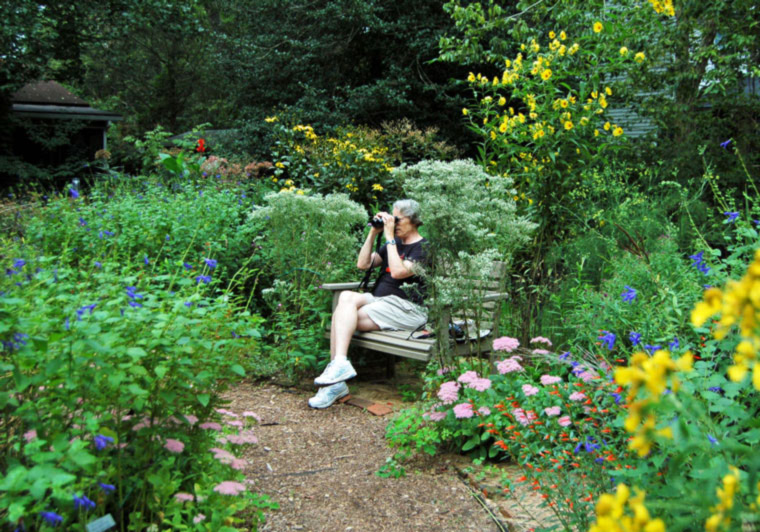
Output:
top-left (387, 239), bottom-right (397, 246)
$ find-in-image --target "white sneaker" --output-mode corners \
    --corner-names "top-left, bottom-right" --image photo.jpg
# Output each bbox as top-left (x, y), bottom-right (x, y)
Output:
top-left (314, 358), bottom-right (357, 386)
top-left (308, 382), bottom-right (349, 409)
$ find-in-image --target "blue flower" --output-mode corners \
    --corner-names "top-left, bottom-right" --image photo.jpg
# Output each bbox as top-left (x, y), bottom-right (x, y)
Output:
top-left (720, 139), bottom-right (732, 149)
top-left (584, 437), bottom-right (600, 453)
top-left (708, 434), bottom-right (719, 446)
top-left (204, 258), bottom-right (217, 269)
top-left (73, 494), bottom-right (96, 511)
top-left (40, 511), bottom-right (63, 526)
top-left (621, 285), bottom-right (637, 303)
top-left (644, 344), bottom-right (661, 355)
top-left (629, 331), bottom-right (642, 346)
top-left (559, 352), bottom-right (571, 360)
top-left (708, 386), bottom-right (723, 393)
top-left (231, 331), bottom-right (240, 338)
top-left (125, 287), bottom-right (143, 300)
top-left (165, 235), bottom-right (170, 241)
top-left (724, 211), bottom-right (740, 223)
top-left (697, 262), bottom-right (710, 275)
top-left (79, 217), bottom-right (87, 227)
top-left (13, 259), bottom-right (25, 269)
top-left (98, 482), bottom-right (116, 493)
top-left (573, 442), bottom-right (583, 454)
top-left (94, 261), bottom-right (102, 268)
top-left (598, 331), bottom-right (616, 350)
top-left (669, 337), bottom-right (680, 350)
top-left (144, 255), bottom-right (149, 265)
top-left (184, 301), bottom-right (193, 307)
top-left (65, 317), bottom-right (70, 331)
top-left (69, 188), bottom-right (80, 199)
top-left (128, 301), bottom-right (143, 308)
top-left (5, 268), bottom-right (17, 277)
top-left (195, 275), bottom-right (211, 284)
top-left (94, 434), bottom-right (114, 450)
top-left (610, 392), bottom-right (622, 404)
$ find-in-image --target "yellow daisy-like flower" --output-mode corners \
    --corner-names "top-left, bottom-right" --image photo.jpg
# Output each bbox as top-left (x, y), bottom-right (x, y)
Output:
top-left (296, 189), bottom-right (305, 195)
top-left (613, 126), bottom-right (624, 137)
top-left (604, 121), bottom-right (611, 131)
top-left (593, 21), bottom-right (603, 33)
top-left (569, 43), bottom-right (579, 55)
top-left (467, 72), bottom-right (476, 82)
top-left (605, 87), bottom-right (612, 96)
top-left (558, 45), bottom-right (566, 56)
top-left (275, 162), bottom-right (285, 169)
top-left (462, 108), bottom-right (469, 116)
top-left (594, 129), bottom-right (600, 137)
top-left (498, 96), bottom-right (506, 106)
top-left (549, 31), bottom-right (556, 39)
top-left (564, 121), bottom-right (573, 130)
top-left (541, 69), bottom-right (552, 81)
top-left (265, 116), bottom-right (278, 123)
top-left (560, 31), bottom-right (567, 40)
top-left (560, 99), bottom-right (569, 108)
top-left (620, 46), bottom-right (629, 56)
top-left (635, 51), bottom-right (646, 63)
top-left (372, 183), bottom-right (383, 191)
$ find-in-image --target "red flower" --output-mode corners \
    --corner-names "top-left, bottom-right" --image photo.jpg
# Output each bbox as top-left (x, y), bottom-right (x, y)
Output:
top-left (196, 138), bottom-right (207, 153)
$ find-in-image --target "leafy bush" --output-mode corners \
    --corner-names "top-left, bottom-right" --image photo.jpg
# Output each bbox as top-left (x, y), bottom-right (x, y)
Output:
top-left (249, 191), bottom-right (368, 377)
top-left (0, 245), bottom-right (273, 530)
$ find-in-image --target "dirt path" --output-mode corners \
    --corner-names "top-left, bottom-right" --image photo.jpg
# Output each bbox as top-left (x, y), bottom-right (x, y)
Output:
top-left (225, 381), bottom-right (506, 532)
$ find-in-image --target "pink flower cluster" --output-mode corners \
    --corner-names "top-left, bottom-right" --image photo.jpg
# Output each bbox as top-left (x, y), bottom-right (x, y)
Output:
top-left (428, 410), bottom-right (447, 422)
top-left (522, 384), bottom-right (539, 397)
top-left (438, 381), bottom-right (460, 404)
top-left (213, 481), bottom-right (246, 496)
top-left (227, 431), bottom-right (258, 445)
top-left (457, 371), bottom-right (492, 392)
top-left (530, 336), bottom-right (553, 346)
top-left (532, 348), bottom-right (550, 355)
top-left (513, 408), bottom-right (537, 426)
top-left (540, 375), bottom-right (562, 386)
top-left (164, 438), bottom-right (185, 453)
top-left (558, 416), bottom-right (572, 427)
top-left (453, 403), bottom-right (474, 418)
top-left (544, 406), bottom-right (561, 417)
top-left (569, 391), bottom-right (587, 401)
top-left (496, 356), bottom-right (524, 374)
top-left (493, 336), bottom-right (520, 352)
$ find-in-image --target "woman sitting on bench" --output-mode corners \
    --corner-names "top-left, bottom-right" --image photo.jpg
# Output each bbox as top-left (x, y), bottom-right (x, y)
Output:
top-left (309, 199), bottom-right (428, 409)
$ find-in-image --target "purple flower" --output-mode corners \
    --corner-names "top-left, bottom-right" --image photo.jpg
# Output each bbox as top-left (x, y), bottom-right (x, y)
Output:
top-left (69, 188), bottom-right (80, 199)
top-left (184, 301), bottom-right (193, 307)
top-left (128, 301), bottom-right (142, 308)
top-left (697, 262), bottom-right (710, 275)
top-left (669, 337), bottom-right (680, 350)
top-left (708, 386), bottom-right (722, 393)
top-left (598, 331), bottom-right (616, 350)
top-left (195, 275), bottom-right (212, 284)
top-left (559, 352), bottom-right (571, 360)
top-left (166, 235), bottom-right (170, 241)
top-left (94, 434), bottom-right (114, 450)
top-left (204, 258), bottom-right (218, 269)
top-left (98, 482), bottom-right (116, 493)
top-left (144, 255), bottom-right (149, 265)
top-left (40, 511), bottom-right (63, 526)
top-left (621, 285), bottom-right (637, 303)
top-left (125, 287), bottom-right (143, 300)
top-left (94, 261), bottom-right (102, 268)
top-left (610, 392), bottom-right (622, 404)
top-left (13, 259), bottom-right (25, 269)
top-left (73, 494), bottom-right (96, 511)
top-left (720, 139), bottom-right (732, 149)
top-left (724, 211), bottom-right (739, 223)
top-left (584, 437), bottom-right (600, 453)
top-left (79, 217), bottom-right (87, 227)
top-left (688, 251), bottom-right (704, 266)
top-left (65, 317), bottom-right (70, 331)
top-left (644, 344), bottom-right (661, 355)
top-left (183, 262), bottom-right (193, 270)
top-left (629, 331), bottom-right (642, 346)
top-left (708, 434), bottom-right (718, 446)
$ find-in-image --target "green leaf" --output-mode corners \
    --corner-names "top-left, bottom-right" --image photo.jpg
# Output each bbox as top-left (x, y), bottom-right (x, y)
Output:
top-left (127, 347), bottom-right (148, 359)
top-left (155, 365), bottom-right (169, 378)
top-left (461, 435), bottom-right (480, 452)
top-left (230, 364), bottom-right (246, 377)
top-left (197, 393), bottom-right (210, 407)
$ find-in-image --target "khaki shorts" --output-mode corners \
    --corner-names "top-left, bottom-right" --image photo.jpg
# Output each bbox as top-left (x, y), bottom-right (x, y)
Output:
top-left (363, 294), bottom-right (428, 331)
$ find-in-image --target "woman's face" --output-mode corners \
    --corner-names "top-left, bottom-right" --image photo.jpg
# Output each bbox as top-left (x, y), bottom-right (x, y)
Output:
top-left (392, 207), bottom-right (416, 239)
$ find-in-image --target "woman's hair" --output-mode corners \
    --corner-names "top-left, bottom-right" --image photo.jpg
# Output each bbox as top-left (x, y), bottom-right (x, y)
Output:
top-left (393, 199), bottom-right (422, 227)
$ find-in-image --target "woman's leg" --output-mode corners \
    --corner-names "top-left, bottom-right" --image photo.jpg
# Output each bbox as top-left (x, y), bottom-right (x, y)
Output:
top-left (330, 291), bottom-right (379, 360)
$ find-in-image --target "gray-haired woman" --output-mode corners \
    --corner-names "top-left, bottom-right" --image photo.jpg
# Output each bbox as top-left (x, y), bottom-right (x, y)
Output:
top-left (309, 199), bottom-right (429, 408)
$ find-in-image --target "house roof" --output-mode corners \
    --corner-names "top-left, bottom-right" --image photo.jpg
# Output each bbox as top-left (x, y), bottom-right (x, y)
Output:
top-left (11, 80), bottom-right (122, 122)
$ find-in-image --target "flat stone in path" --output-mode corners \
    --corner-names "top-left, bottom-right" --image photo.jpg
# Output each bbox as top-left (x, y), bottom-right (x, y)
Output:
top-left (224, 382), bottom-right (505, 532)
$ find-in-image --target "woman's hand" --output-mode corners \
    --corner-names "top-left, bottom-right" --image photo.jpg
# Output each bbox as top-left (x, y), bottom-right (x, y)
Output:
top-left (382, 213), bottom-right (396, 241)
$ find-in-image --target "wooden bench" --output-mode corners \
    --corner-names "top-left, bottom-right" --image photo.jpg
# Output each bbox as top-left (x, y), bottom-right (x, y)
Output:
top-left (321, 261), bottom-right (509, 367)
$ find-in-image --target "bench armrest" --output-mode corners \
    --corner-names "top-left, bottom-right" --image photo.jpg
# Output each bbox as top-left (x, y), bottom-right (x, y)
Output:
top-left (320, 282), bottom-right (367, 292)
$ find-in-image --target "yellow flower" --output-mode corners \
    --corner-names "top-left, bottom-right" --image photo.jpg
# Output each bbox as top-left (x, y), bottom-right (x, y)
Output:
top-left (604, 121), bottom-right (611, 131)
top-left (559, 31), bottom-right (567, 40)
top-left (265, 116), bottom-right (278, 123)
top-left (541, 69), bottom-right (552, 81)
top-left (635, 51), bottom-right (646, 63)
top-left (560, 99), bottom-right (569, 108)
top-left (275, 161), bottom-right (285, 169)
top-left (558, 45), bottom-right (566, 56)
top-left (620, 46), bottom-right (629, 56)
top-left (605, 87), bottom-right (612, 96)
top-left (296, 189), bottom-right (304, 195)
top-left (593, 21), bottom-right (603, 33)
top-left (569, 43), bottom-right (579, 55)
top-left (467, 72), bottom-right (476, 82)
top-left (594, 129), bottom-right (600, 137)
top-left (564, 121), bottom-right (573, 130)
top-left (613, 126), bottom-right (624, 137)
top-left (549, 31), bottom-right (556, 39)
top-left (498, 96), bottom-right (506, 106)
top-left (462, 108), bottom-right (469, 116)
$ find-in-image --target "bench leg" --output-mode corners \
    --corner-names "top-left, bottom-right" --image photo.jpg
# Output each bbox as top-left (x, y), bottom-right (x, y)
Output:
top-left (386, 355), bottom-right (396, 379)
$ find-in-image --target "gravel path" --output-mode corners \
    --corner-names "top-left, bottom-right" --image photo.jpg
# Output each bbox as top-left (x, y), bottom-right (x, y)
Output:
top-left (224, 381), bottom-right (505, 532)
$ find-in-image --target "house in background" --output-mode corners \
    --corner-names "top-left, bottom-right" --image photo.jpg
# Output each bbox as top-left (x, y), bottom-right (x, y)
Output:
top-left (3, 80), bottom-right (122, 186)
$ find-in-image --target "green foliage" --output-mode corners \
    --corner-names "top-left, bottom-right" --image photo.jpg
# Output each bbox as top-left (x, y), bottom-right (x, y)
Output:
top-left (0, 178), bottom-right (276, 529)
top-left (250, 191), bottom-right (368, 375)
